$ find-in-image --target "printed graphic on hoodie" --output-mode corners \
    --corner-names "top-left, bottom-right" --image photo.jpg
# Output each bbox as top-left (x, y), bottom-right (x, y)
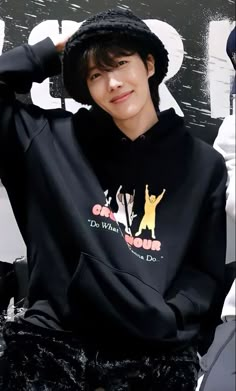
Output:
top-left (113, 185), bottom-right (137, 236)
top-left (135, 185), bottom-right (166, 239)
top-left (89, 184), bottom-right (165, 262)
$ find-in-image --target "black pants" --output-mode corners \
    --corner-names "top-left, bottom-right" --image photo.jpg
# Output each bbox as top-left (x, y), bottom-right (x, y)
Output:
top-left (0, 321), bottom-right (199, 391)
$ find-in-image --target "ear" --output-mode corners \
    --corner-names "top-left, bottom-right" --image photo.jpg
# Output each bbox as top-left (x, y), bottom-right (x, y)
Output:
top-left (146, 54), bottom-right (155, 78)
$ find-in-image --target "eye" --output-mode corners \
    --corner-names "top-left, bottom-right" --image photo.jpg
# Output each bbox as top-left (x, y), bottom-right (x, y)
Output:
top-left (89, 72), bottom-right (101, 81)
top-left (117, 60), bottom-right (128, 67)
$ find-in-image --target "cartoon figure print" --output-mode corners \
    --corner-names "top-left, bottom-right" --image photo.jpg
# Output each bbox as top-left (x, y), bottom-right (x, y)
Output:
top-left (104, 189), bottom-right (112, 207)
top-left (114, 185), bottom-right (137, 235)
top-left (135, 185), bottom-right (166, 239)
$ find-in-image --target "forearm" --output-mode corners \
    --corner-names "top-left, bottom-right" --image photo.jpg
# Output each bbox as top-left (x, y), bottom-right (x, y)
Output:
top-left (0, 37), bottom-right (61, 95)
top-left (167, 265), bottom-right (223, 331)
top-left (0, 38), bottom-right (61, 179)
top-left (167, 160), bottom-right (227, 331)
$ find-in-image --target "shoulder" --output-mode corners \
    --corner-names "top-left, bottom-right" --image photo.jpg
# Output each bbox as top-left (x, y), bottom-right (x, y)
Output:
top-left (213, 115), bottom-right (235, 156)
top-left (45, 106), bottom-right (92, 127)
top-left (189, 134), bottom-right (227, 185)
top-left (217, 115), bottom-right (235, 137)
top-left (191, 133), bottom-right (226, 166)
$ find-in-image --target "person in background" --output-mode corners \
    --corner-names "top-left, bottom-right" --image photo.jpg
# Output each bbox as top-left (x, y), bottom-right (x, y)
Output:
top-left (0, 8), bottom-right (227, 390)
top-left (197, 25), bottom-right (236, 391)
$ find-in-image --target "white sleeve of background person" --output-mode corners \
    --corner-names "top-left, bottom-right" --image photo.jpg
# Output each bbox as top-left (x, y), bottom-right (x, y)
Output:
top-left (213, 114), bottom-right (236, 321)
top-left (213, 114), bottom-right (235, 220)
top-left (221, 280), bottom-right (236, 321)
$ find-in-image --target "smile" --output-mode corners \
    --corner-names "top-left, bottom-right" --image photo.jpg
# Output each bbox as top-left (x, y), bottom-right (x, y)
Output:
top-left (110, 91), bottom-right (133, 103)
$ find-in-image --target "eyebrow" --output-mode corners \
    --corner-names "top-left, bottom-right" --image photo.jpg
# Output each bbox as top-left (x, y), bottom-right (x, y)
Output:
top-left (87, 55), bottom-right (123, 76)
top-left (86, 66), bottom-right (99, 79)
top-left (87, 64), bottom-right (110, 76)
top-left (87, 66), bottom-right (97, 73)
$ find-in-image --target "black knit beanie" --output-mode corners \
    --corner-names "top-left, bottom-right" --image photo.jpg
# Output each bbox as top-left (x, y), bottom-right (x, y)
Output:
top-left (63, 8), bottom-right (169, 105)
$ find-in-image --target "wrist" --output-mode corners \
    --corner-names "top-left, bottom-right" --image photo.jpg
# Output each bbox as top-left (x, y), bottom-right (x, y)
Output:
top-left (50, 35), bottom-right (66, 54)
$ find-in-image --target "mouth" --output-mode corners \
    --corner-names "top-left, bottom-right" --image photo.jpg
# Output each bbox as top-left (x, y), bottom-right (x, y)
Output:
top-left (110, 91), bottom-right (133, 103)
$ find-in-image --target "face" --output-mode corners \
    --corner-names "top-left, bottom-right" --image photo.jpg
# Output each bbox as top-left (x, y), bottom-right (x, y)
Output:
top-left (86, 52), bottom-right (155, 124)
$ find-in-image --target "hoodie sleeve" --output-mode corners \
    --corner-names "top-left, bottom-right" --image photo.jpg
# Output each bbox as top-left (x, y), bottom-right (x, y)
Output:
top-left (166, 155), bottom-right (227, 339)
top-left (0, 38), bottom-right (61, 179)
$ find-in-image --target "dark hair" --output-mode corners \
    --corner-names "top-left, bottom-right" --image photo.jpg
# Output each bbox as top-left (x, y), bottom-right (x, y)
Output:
top-left (67, 34), bottom-right (160, 108)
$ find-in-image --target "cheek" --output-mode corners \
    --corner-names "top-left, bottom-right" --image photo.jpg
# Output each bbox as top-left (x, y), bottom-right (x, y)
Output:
top-left (88, 82), bottom-right (104, 103)
top-left (87, 87), bottom-right (99, 105)
top-left (87, 83), bottom-right (95, 98)
top-left (128, 67), bottom-right (149, 86)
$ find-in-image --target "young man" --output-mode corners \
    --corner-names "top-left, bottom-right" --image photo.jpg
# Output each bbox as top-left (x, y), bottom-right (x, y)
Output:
top-left (0, 8), bottom-right (227, 391)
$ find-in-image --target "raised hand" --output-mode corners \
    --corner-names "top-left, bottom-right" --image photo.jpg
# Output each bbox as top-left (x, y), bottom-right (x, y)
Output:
top-left (50, 25), bottom-right (79, 53)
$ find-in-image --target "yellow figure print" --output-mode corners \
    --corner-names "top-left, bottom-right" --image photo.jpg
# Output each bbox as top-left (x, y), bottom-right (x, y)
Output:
top-left (135, 185), bottom-right (166, 239)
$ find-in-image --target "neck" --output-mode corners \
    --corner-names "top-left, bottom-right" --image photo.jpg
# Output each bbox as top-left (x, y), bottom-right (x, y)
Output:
top-left (113, 105), bottom-right (159, 141)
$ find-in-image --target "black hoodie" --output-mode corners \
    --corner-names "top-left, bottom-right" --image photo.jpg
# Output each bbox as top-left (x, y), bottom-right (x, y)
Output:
top-left (0, 38), bottom-right (227, 352)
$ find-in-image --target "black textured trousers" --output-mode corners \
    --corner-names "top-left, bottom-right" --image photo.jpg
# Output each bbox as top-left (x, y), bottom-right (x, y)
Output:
top-left (0, 321), bottom-right (199, 391)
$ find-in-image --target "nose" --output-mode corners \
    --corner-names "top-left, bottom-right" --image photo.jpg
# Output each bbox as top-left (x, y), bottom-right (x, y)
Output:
top-left (107, 72), bottom-right (123, 91)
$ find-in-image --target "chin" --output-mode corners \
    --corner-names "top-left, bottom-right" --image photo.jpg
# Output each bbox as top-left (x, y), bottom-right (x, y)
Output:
top-left (111, 107), bottom-right (141, 121)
